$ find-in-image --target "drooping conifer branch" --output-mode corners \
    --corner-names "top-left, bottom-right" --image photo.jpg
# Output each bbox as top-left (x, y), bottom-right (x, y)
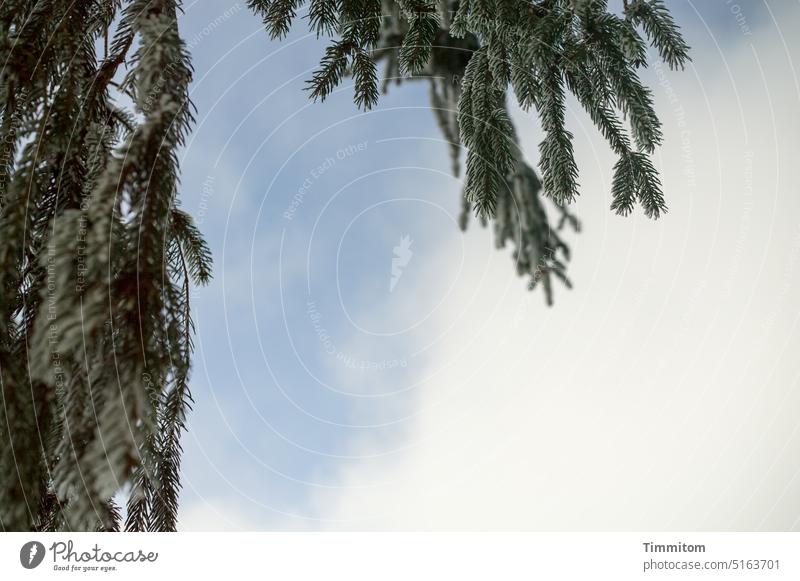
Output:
top-left (0, 0), bottom-right (210, 532)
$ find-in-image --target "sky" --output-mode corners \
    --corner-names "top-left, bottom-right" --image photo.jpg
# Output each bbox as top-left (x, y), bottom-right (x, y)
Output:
top-left (173, 1), bottom-right (800, 530)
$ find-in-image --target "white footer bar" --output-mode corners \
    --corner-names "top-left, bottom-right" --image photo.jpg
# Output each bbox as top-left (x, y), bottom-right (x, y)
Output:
top-left (2, 532), bottom-right (798, 580)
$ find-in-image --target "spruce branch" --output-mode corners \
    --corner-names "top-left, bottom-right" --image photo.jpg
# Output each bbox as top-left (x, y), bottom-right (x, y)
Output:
top-left (626, 0), bottom-right (691, 71)
top-left (374, 11), bottom-right (579, 304)
top-left (266, 0), bottom-right (688, 216)
top-left (0, 0), bottom-right (209, 531)
top-left (397, 0), bottom-right (439, 75)
top-left (308, 0), bottom-right (340, 37)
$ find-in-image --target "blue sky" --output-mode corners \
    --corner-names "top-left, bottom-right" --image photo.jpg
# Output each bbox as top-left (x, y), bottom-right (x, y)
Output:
top-left (175, 1), bottom-right (800, 530)
top-left (178, 0), bottom-right (462, 527)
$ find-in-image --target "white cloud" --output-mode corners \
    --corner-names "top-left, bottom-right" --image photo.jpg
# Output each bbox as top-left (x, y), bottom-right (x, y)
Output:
top-left (180, 498), bottom-right (257, 531)
top-left (307, 8), bottom-right (800, 531)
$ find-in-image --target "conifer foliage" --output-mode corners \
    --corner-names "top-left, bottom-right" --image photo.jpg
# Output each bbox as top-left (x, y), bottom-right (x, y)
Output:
top-left (0, 0), bottom-right (210, 531)
top-left (253, 0), bottom-right (689, 295)
top-left (0, 0), bottom-right (688, 531)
